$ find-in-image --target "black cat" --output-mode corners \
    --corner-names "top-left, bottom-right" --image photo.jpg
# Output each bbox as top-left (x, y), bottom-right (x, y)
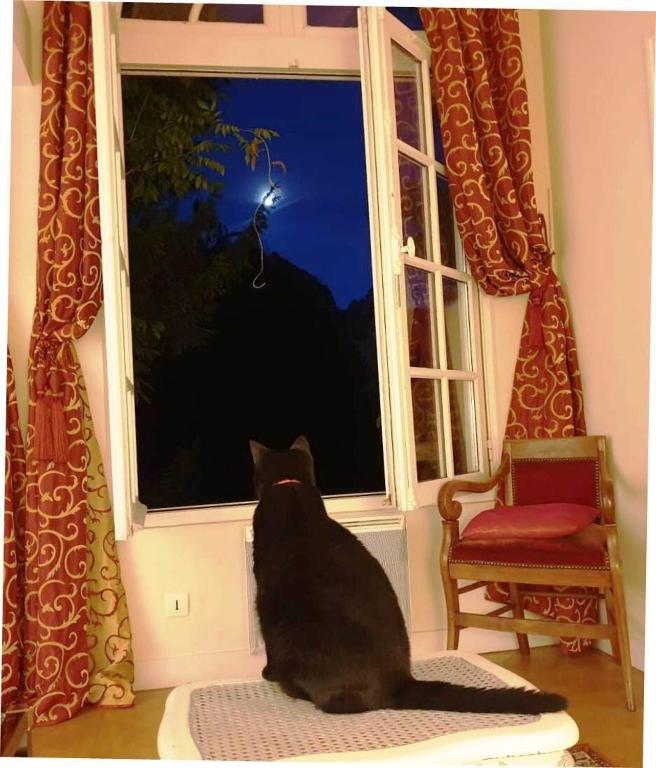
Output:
top-left (250, 436), bottom-right (567, 715)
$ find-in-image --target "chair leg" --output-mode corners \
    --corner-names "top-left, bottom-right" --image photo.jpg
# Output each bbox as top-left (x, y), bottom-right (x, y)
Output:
top-left (603, 587), bottom-right (621, 660)
top-left (608, 567), bottom-right (635, 711)
top-left (440, 523), bottom-right (462, 651)
top-left (604, 527), bottom-right (635, 711)
top-left (1, 711), bottom-right (28, 757)
top-left (446, 619), bottom-right (460, 650)
top-left (445, 576), bottom-right (461, 650)
top-left (508, 583), bottom-right (530, 655)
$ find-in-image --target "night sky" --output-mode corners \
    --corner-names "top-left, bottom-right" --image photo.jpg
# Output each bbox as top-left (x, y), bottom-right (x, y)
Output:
top-left (173, 4), bottom-right (428, 309)
top-left (181, 77), bottom-right (373, 309)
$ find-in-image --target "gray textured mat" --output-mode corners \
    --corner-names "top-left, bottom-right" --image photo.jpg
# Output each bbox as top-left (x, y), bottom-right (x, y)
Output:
top-left (188, 656), bottom-right (539, 761)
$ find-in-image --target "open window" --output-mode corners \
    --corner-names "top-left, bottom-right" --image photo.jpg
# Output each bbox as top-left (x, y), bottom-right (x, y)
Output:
top-left (359, 8), bottom-right (489, 509)
top-left (92, 3), bottom-right (146, 537)
top-left (93, 5), bottom-right (490, 538)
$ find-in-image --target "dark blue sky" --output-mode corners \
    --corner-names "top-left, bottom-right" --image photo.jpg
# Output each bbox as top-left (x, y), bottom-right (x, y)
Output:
top-left (184, 78), bottom-right (374, 310)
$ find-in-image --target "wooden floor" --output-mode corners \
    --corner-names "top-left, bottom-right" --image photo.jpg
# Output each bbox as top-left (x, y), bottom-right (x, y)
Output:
top-left (30, 646), bottom-right (643, 765)
top-left (484, 647), bottom-right (644, 768)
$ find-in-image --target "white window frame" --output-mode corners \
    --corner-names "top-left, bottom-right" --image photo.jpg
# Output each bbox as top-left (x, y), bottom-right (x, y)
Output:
top-left (118, 4), bottom-right (361, 74)
top-left (360, 8), bottom-right (491, 510)
top-left (93, 4), bottom-right (494, 538)
top-left (92, 2), bottom-right (147, 538)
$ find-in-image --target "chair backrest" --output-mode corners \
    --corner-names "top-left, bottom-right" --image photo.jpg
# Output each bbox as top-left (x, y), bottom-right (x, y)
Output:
top-left (502, 436), bottom-right (611, 517)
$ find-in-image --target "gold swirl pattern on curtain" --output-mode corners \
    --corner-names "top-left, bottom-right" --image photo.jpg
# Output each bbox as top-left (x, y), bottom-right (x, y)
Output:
top-left (19, 1), bottom-right (135, 725)
top-left (420, 7), bottom-right (593, 653)
top-left (2, 350), bottom-right (27, 712)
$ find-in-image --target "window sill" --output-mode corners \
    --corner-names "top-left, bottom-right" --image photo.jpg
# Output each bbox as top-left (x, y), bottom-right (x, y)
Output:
top-left (140, 489), bottom-right (497, 530)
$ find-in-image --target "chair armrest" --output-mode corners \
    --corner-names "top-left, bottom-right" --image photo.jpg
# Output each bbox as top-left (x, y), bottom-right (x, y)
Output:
top-left (600, 475), bottom-right (617, 525)
top-left (437, 453), bottom-right (510, 522)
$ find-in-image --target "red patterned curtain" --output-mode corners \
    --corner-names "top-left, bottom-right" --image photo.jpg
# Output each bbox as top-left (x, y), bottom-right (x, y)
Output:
top-left (3, 351), bottom-right (27, 712)
top-left (19, 1), bottom-right (135, 725)
top-left (419, 8), bottom-right (595, 653)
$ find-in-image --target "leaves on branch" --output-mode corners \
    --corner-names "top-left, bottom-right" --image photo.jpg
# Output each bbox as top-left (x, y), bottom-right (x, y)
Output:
top-left (122, 76), bottom-right (280, 400)
top-left (122, 76), bottom-right (278, 208)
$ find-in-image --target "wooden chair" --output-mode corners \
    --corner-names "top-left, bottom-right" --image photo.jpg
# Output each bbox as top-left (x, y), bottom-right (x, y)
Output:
top-left (1, 708), bottom-right (32, 757)
top-left (437, 436), bottom-right (635, 710)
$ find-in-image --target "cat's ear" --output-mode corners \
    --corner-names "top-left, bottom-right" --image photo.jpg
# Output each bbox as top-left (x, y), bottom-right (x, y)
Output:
top-left (290, 435), bottom-right (311, 455)
top-left (250, 440), bottom-right (270, 466)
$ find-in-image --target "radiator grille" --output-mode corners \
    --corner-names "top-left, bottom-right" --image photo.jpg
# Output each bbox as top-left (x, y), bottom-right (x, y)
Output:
top-left (245, 517), bottom-right (410, 653)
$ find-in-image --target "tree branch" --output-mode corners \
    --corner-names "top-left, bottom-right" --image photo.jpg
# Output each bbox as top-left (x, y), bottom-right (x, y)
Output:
top-left (125, 93), bottom-right (150, 146)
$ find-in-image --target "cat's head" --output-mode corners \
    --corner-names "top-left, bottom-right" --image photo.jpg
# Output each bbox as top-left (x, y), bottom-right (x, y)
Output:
top-left (249, 436), bottom-right (316, 498)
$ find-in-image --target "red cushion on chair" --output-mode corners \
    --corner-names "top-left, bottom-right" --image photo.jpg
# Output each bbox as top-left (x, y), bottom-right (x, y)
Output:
top-left (461, 503), bottom-right (599, 540)
top-left (450, 523), bottom-right (609, 569)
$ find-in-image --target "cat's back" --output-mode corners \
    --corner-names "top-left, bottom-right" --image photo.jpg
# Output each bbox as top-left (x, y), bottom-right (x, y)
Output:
top-left (253, 483), bottom-right (326, 567)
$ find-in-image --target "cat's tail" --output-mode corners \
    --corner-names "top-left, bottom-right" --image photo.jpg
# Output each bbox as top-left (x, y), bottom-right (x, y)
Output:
top-left (392, 678), bottom-right (567, 715)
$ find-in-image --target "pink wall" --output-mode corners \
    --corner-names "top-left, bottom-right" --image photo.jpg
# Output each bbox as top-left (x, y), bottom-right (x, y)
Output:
top-left (541, 9), bottom-right (654, 669)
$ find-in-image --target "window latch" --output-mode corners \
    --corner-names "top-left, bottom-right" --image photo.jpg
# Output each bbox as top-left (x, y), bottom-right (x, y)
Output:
top-left (400, 236), bottom-right (415, 261)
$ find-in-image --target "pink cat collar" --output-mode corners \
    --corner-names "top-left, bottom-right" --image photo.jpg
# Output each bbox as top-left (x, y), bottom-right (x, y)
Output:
top-left (273, 479), bottom-right (302, 486)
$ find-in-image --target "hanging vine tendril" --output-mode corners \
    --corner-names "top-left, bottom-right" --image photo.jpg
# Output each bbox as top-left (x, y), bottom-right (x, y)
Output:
top-left (246, 133), bottom-right (286, 290)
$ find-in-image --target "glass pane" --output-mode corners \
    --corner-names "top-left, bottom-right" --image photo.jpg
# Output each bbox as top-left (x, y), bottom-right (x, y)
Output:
top-left (124, 74), bottom-right (385, 507)
top-left (387, 7), bottom-right (424, 30)
top-left (199, 4), bottom-right (263, 23)
top-left (392, 44), bottom-right (425, 152)
top-left (433, 107), bottom-right (445, 163)
top-left (437, 174), bottom-right (459, 268)
top-left (399, 154), bottom-right (431, 260)
top-left (442, 277), bottom-right (472, 371)
top-left (448, 380), bottom-right (479, 475)
top-left (121, 2), bottom-right (192, 20)
top-left (411, 379), bottom-right (446, 481)
top-left (306, 6), bottom-right (357, 27)
top-left (405, 268), bottom-right (436, 368)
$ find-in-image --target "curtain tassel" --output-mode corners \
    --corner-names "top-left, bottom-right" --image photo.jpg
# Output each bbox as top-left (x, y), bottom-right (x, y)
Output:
top-left (49, 395), bottom-right (68, 463)
top-left (34, 395), bottom-right (54, 461)
top-left (33, 367), bottom-right (68, 462)
top-left (527, 288), bottom-right (545, 348)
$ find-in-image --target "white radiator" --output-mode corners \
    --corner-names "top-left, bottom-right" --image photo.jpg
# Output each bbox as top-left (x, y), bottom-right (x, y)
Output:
top-left (244, 514), bottom-right (411, 654)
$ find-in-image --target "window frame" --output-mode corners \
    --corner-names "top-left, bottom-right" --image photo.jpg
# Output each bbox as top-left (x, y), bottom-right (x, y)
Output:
top-left (92, 2), bottom-right (147, 538)
top-left (94, 4), bottom-right (495, 538)
top-left (118, 4), bottom-right (361, 74)
top-left (359, 8), bottom-right (491, 510)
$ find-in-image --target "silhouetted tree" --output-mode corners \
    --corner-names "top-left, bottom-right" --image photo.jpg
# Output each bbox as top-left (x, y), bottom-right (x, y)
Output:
top-left (123, 76), bottom-right (278, 398)
top-left (123, 76), bottom-right (277, 210)
top-left (136, 252), bottom-right (385, 508)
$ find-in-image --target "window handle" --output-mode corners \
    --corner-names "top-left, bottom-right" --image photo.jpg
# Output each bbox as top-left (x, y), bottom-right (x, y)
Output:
top-left (400, 236), bottom-right (415, 260)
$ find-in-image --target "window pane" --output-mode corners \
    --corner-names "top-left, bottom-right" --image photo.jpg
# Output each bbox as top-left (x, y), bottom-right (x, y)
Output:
top-left (437, 174), bottom-right (459, 268)
top-left (306, 6), bottom-right (357, 27)
top-left (387, 7), bottom-right (424, 30)
top-left (448, 380), bottom-right (479, 474)
top-left (199, 4), bottom-right (263, 23)
top-left (411, 379), bottom-right (446, 481)
top-left (442, 277), bottom-right (472, 371)
top-left (431, 85), bottom-right (446, 164)
top-left (399, 154), bottom-right (431, 260)
top-left (392, 44), bottom-right (425, 152)
top-left (121, 2), bottom-right (192, 20)
top-left (405, 268), bottom-right (436, 368)
top-left (123, 76), bottom-right (384, 508)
